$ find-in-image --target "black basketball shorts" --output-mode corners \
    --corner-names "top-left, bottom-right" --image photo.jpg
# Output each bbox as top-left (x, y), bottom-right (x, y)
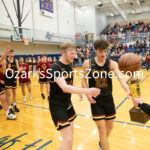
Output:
top-left (91, 95), bottom-right (116, 121)
top-left (49, 102), bottom-right (77, 130)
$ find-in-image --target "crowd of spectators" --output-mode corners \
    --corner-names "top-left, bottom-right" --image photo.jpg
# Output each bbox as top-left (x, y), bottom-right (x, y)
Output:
top-left (74, 45), bottom-right (94, 65)
top-left (109, 40), bottom-right (150, 56)
top-left (103, 21), bottom-right (150, 36)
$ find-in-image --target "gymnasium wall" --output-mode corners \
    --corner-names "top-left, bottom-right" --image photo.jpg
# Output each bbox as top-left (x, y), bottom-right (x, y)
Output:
top-left (0, 41), bottom-right (60, 55)
top-left (75, 7), bottom-right (84, 33)
top-left (0, 0), bottom-right (84, 36)
top-left (82, 6), bottom-right (108, 38)
top-left (82, 5), bottom-right (96, 37)
top-left (0, 0), bottom-right (33, 29)
top-left (95, 8), bottom-right (107, 36)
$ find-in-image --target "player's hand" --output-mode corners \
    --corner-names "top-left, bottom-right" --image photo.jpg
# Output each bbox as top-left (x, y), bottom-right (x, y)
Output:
top-left (86, 94), bottom-right (96, 104)
top-left (127, 90), bottom-right (132, 99)
top-left (87, 88), bottom-right (100, 98)
top-left (6, 46), bottom-right (11, 54)
top-left (132, 97), bottom-right (142, 107)
top-left (0, 80), bottom-right (5, 85)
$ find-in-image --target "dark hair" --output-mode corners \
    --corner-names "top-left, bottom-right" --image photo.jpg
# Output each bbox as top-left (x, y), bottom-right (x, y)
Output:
top-left (10, 49), bottom-right (14, 52)
top-left (94, 40), bottom-right (109, 50)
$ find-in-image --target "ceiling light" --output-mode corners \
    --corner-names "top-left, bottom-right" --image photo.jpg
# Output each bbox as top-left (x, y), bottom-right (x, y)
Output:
top-left (81, 6), bottom-right (86, 9)
top-left (98, 1), bottom-right (103, 7)
top-left (132, 10), bottom-right (135, 14)
top-left (110, 13), bottom-right (114, 16)
top-left (98, 1), bottom-right (102, 5)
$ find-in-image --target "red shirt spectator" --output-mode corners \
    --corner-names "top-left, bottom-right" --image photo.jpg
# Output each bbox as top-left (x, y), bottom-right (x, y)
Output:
top-left (124, 44), bottom-right (128, 51)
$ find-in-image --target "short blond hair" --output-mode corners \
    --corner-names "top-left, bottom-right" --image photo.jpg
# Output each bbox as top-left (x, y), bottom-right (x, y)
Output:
top-left (60, 42), bottom-right (76, 51)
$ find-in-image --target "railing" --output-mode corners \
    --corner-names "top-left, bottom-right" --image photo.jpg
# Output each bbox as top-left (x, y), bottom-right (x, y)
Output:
top-left (34, 30), bottom-right (75, 44)
top-left (1, 24), bottom-right (149, 45)
top-left (0, 24), bottom-right (84, 45)
top-left (100, 32), bottom-right (150, 42)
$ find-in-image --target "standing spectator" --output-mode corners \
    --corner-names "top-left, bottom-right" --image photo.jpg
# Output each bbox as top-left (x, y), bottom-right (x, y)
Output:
top-left (145, 53), bottom-right (150, 71)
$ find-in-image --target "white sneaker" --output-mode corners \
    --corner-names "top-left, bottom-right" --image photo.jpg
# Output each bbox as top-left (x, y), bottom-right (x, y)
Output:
top-left (23, 96), bottom-right (26, 102)
top-left (98, 142), bottom-right (103, 150)
top-left (29, 94), bottom-right (32, 100)
top-left (7, 113), bottom-right (17, 120)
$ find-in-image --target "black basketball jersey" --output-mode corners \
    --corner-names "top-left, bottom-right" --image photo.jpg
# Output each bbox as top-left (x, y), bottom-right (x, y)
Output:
top-left (6, 58), bottom-right (17, 77)
top-left (88, 57), bottom-right (112, 97)
top-left (49, 60), bottom-right (73, 106)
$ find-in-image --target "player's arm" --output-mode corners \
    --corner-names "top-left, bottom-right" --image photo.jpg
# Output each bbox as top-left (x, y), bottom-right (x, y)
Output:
top-left (110, 60), bottom-right (131, 98)
top-left (55, 77), bottom-right (100, 97)
top-left (16, 59), bottom-right (21, 72)
top-left (37, 61), bottom-right (41, 71)
top-left (0, 60), bottom-right (6, 85)
top-left (0, 47), bottom-right (10, 63)
top-left (82, 60), bottom-right (97, 103)
top-left (82, 60), bottom-right (89, 88)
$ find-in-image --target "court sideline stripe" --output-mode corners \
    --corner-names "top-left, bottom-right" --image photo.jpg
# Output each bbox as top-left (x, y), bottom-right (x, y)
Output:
top-left (16, 102), bottom-right (150, 128)
top-left (16, 74), bottom-right (150, 128)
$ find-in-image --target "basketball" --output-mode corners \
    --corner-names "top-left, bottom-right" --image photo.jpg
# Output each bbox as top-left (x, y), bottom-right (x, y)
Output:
top-left (118, 53), bottom-right (141, 73)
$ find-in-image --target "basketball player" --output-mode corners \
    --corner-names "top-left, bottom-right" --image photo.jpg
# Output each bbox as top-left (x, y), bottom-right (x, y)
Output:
top-left (19, 57), bottom-right (32, 102)
top-left (82, 40), bottom-right (131, 150)
top-left (5, 49), bottom-right (20, 113)
top-left (49, 42), bottom-right (100, 150)
top-left (0, 47), bottom-right (16, 119)
top-left (132, 97), bottom-right (150, 116)
top-left (38, 54), bottom-right (50, 100)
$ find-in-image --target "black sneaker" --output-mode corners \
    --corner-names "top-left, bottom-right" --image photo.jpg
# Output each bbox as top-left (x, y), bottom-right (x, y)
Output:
top-left (0, 104), bottom-right (2, 110)
top-left (13, 105), bottom-right (20, 112)
top-left (9, 108), bottom-right (15, 114)
top-left (41, 93), bottom-right (45, 99)
top-left (99, 142), bottom-right (103, 150)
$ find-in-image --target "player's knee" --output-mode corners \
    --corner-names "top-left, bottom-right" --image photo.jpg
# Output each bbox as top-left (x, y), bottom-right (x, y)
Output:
top-left (107, 123), bottom-right (114, 130)
top-left (98, 126), bottom-right (107, 136)
top-left (64, 135), bottom-right (73, 144)
top-left (6, 92), bottom-right (11, 97)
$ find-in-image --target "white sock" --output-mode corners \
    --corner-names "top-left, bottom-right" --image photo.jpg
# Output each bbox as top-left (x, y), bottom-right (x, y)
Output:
top-left (6, 110), bottom-right (9, 116)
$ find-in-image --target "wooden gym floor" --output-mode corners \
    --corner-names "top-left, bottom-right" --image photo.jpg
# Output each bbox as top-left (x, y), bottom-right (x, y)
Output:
top-left (0, 67), bottom-right (150, 150)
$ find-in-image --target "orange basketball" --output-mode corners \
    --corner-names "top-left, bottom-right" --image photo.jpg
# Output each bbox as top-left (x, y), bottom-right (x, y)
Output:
top-left (118, 53), bottom-right (141, 74)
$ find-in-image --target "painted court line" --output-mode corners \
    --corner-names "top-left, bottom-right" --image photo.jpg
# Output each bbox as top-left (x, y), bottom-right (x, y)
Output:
top-left (16, 74), bottom-right (150, 129)
top-left (16, 103), bottom-right (150, 128)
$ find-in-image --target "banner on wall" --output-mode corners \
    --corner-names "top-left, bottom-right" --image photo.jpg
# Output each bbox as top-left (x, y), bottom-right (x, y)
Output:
top-left (39, 0), bottom-right (54, 18)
